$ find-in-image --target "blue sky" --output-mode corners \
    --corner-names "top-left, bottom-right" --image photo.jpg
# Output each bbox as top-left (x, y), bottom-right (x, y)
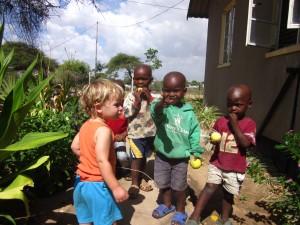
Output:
top-left (39, 0), bottom-right (208, 81)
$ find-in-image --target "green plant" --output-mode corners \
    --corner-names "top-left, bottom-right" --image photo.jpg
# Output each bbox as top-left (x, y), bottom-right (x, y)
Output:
top-left (188, 98), bottom-right (222, 131)
top-left (11, 109), bottom-right (88, 196)
top-left (0, 19), bottom-right (67, 224)
top-left (268, 131), bottom-right (300, 224)
top-left (268, 176), bottom-right (300, 224)
top-left (274, 130), bottom-right (300, 170)
top-left (246, 160), bottom-right (267, 183)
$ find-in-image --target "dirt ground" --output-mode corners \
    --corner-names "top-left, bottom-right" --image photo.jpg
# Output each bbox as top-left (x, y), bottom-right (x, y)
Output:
top-left (14, 150), bottom-right (276, 225)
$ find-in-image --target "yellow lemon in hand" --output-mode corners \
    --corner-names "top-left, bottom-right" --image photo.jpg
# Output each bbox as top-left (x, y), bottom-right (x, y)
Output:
top-left (210, 215), bottom-right (219, 222)
top-left (211, 132), bottom-right (222, 142)
top-left (190, 158), bottom-right (202, 169)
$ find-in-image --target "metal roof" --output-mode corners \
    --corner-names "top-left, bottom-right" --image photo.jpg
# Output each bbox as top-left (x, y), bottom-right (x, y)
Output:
top-left (187, 0), bottom-right (209, 19)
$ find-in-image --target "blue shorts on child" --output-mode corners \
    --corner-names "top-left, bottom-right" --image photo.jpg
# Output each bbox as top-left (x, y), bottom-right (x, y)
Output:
top-left (73, 176), bottom-right (123, 225)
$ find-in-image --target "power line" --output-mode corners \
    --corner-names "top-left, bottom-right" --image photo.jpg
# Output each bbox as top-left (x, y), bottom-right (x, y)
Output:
top-left (127, 0), bottom-right (187, 10)
top-left (44, 23), bottom-right (97, 53)
top-left (98, 0), bottom-right (185, 28)
top-left (44, 0), bottom-right (185, 52)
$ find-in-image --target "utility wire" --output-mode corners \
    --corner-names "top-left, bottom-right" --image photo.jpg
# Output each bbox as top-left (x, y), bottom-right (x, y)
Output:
top-left (127, 0), bottom-right (187, 10)
top-left (44, 23), bottom-right (97, 52)
top-left (44, 0), bottom-right (185, 51)
top-left (98, 0), bottom-right (185, 28)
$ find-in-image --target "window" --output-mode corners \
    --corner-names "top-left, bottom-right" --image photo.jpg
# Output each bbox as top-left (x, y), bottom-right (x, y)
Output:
top-left (246, 0), bottom-right (300, 49)
top-left (287, 0), bottom-right (300, 28)
top-left (278, 0), bottom-right (299, 48)
top-left (219, 0), bottom-right (236, 65)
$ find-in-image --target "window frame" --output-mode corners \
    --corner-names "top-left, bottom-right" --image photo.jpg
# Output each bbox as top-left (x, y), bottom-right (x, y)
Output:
top-left (287, 0), bottom-right (300, 29)
top-left (219, 0), bottom-right (236, 65)
top-left (246, 0), bottom-right (300, 51)
top-left (246, 0), bottom-right (280, 48)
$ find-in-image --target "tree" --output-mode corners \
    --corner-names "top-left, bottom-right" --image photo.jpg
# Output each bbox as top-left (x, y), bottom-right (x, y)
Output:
top-left (94, 60), bottom-right (108, 80)
top-left (144, 48), bottom-right (162, 70)
top-left (2, 41), bottom-right (58, 73)
top-left (106, 53), bottom-right (141, 79)
top-left (151, 80), bottom-right (163, 92)
top-left (0, 0), bottom-right (104, 44)
top-left (54, 59), bottom-right (90, 89)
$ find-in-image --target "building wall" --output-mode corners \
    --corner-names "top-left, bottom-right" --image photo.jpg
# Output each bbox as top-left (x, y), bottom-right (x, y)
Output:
top-left (203, 0), bottom-right (300, 142)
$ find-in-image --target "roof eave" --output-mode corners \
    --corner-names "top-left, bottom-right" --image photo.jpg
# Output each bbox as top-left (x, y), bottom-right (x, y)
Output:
top-left (187, 0), bottom-right (209, 19)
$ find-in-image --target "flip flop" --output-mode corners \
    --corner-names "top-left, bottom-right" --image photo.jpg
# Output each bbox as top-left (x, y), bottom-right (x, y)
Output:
top-left (128, 185), bottom-right (139, 199)
top-left (171, 212), bottom-right (188, 225)
top-left (140, 179), bottom-right (153, 192)
top-left (152, 204), bottom-right (176, 219)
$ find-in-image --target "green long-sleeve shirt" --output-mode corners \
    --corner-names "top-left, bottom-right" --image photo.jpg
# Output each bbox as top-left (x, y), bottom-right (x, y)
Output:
top-left (150, 100), bottom-right (204, 159)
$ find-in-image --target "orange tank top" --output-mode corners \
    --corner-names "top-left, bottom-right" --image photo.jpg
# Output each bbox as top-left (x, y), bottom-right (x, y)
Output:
top-left (76, 119), bottom-right (116, 182)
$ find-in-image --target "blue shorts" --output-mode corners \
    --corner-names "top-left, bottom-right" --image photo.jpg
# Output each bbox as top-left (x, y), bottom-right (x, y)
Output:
top-left (154, 152), bottom-right (189, 191)
top-left (73, 176), bottom-right (123, 225)
top-left (129, 137), bottom-right (155, 159)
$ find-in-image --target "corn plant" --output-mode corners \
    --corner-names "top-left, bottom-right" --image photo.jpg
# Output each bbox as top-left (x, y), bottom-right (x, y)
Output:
top-left (0, 19), bottom-right (68, 225)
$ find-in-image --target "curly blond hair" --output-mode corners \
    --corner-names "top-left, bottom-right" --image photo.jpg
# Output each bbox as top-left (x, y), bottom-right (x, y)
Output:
top-left (80, 79), bottom-right (124, 116)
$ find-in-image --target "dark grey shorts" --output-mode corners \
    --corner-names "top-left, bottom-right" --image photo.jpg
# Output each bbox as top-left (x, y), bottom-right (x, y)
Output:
top-left (154, 152), bottom-right (189, 191)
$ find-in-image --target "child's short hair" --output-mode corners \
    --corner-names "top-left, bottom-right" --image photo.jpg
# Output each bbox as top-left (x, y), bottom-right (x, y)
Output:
top-left (80, 79), bottom-right (124, 115)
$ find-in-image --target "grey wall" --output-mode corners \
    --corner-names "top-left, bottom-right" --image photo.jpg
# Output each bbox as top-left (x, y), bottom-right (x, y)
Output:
top-left (203, 0), bottom-right (300, 142)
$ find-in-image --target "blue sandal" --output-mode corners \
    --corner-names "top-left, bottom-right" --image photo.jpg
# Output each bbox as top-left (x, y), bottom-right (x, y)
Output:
top-left (186, 219), bottom-right (200, 225)
top-left (152, 204), bottom-right (176, 219)
top-left (171, 212), bottom-right (188, 225)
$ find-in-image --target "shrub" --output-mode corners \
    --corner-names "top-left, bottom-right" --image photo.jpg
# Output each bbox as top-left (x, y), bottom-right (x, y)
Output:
top-left (188, 98), bottom-right (222, 131)
top-left (0, 19), bottom-right (67, 225)
top-left (247, 131), bottom-right (300, 224)
top-left (7, 108), bottom-right (89, 196)
top-left (269, 130), bottom-right (300, 224)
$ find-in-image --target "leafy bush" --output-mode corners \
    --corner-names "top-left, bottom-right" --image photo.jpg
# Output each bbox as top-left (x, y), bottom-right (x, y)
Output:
top-left (246, 159), bottom-right (267, 184)
top-left (269, 130), bottom-right (300, 224)
top-left (268, 177), bottom-right (300, 224)
top-left (0, 19), bottom-right (67, 224)
top-left (6, 108), bottom-right (89, 196)
top-left (188, 98), bottom-right (222, 131)
top-left (274, 130), bottom-right (300, 169)
top-left (247, 131), bottom-right (300, 224)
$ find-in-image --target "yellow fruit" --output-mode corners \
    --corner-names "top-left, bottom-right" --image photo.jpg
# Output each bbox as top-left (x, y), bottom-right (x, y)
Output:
top-left (190, 158), bottom-right (202, 169)
top-left (137, 87), bottom-right (143, 92)
top-left (211, 132), bottom-right (221, 142)
top-left (210, 215), bottom-right (218, 222)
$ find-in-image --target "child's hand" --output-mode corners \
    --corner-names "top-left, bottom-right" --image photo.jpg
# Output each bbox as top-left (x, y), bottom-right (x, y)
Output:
top-left (160, 98), bottom-right (169, 107)
top-left (112, 186), bottom-right (129, 203)
top-left (228, 112), bottom-right (239, 128)
top-left (140, 88), bottom-right (151, 100)
top-left (190, 156), bottom-right (202, 169)
top-left (114, 134), bottom-right (123, 141)
top-left (115, 132), bottom-right (127, 141)
top-left (133, 89), bottom-right (142, 102)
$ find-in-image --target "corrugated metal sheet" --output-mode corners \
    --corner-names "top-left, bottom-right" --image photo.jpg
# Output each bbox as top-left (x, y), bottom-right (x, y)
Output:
top-left (187, 0), bottom-right (209, 18)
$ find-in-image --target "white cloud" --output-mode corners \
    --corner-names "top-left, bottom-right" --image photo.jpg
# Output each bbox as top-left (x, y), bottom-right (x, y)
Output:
top-left (40, 0), bottom-right (208, 81)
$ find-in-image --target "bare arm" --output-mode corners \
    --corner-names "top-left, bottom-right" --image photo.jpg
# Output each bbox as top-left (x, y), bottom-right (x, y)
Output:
top-left (229, 113), bottom-right (251, 148)
top-left (94, 126), bottom-right (128, 203)
top-left (154, 96), bottom-right (169, 115)
top-left (71, 133), bottom-right (80, 158)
